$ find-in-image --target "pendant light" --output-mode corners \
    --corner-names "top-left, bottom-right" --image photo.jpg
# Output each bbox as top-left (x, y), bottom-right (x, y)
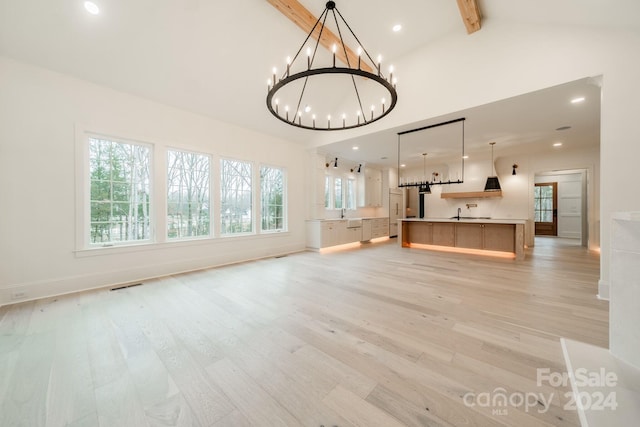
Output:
top-left (419, 153), bottom-right (431, 194)
top-left (484, 142), bottom-right (501, 191)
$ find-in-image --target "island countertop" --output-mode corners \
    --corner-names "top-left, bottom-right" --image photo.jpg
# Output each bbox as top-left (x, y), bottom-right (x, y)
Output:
top-left (400, 218), bottom-right (526, 225)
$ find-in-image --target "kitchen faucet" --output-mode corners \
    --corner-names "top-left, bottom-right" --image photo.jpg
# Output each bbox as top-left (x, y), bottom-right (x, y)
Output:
top-left (456, 207), bottom-right (461, 220)
top-left (341, 208), bottom-right (346, 219)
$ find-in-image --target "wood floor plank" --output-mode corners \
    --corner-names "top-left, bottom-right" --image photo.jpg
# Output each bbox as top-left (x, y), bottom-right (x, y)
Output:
top-left (0, 237), bottom-right (606, 426)
top-left (144, 393), bottom-right (201, 427)
top-left (124, 288), bottom-right (235, 426)
top-left (222, 340), bottom-right (354, 427)
top-left (45, 298), bottom-right (95, 427)
top-left (205, 358), bottom-right (300, 427)
top-left (0, 301), bottom-right (35, 355)
top-left (95, 375), bottom-right (149, 427)
top-left (1, 332), bottom-right (56, 427)
top-left (323, 384), bottom-right (406, 427)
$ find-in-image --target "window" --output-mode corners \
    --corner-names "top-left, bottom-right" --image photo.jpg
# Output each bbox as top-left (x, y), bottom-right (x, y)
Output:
top-left (260, 166), bottom-right (285, 232)
top-left (334, 177), bottom-right (343, 209)
top-left (89, 136), bottom-right (151, 244)
top-left (535, 183), bottom-right (554, 222)
top-left (167, 150), bottom-right (211, 239)
top-left (324, 176), bottom-right (331, 208)
top-left (220, 159), bottom-right (252, 234)
top-left (346, 178), bottom-right (356, 210)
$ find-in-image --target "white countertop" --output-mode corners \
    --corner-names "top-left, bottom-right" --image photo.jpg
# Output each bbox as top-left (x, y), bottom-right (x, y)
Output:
top-left (307, 217), bottom-right (389, 222)
top-left (400, 218), bottom-right (526, 225)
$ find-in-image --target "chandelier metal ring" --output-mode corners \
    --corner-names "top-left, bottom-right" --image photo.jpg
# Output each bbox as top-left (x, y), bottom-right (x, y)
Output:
top-left (265, 1), bottom-right (398, 131)
top-left (266, 66), bottom-right (398, 131)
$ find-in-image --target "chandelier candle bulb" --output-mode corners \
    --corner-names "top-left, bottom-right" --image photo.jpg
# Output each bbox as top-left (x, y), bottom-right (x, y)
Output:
top-left (342, 113), bottom-right (346, 128)
top-left (306, 47), bottom-right (311, 69)
top-left (389, 65), bottom-right (394, 83)
top-left (312, 114), bottom-right (316, 128)
top-left (377, 55), bottom-right (382, 76)
top-left (272, 67), bottom-right (277, 85)
top-left (332, 44), bottom-right (337, 67)
top-left (286, 56), bottom-right (291, 77)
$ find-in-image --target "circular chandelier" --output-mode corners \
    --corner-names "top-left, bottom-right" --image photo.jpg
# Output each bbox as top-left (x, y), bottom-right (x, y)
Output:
top-left (266, 1), bottom-right (398, 131)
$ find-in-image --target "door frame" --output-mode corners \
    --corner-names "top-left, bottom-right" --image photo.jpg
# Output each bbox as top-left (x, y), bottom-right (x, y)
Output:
top-left (535, 182), bottom-right (558, 236)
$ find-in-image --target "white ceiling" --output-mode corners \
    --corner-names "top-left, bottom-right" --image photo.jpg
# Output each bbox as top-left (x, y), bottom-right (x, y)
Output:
top-left (320, 76), bottom-right (602, 169)
top-left (0, 0), bottom-right (635, 157)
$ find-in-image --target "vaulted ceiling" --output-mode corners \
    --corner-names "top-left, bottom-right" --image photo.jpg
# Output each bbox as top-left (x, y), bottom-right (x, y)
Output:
top-left (1, 0), bottom-right (637, 158)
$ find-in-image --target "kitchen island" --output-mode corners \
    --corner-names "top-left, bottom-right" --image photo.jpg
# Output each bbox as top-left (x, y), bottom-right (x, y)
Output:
top-left (399, 218), bottom-right (526, 260)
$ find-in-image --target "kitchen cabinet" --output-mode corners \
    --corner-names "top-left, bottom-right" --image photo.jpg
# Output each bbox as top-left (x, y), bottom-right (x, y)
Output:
top-left (400, 219), bottom-right (524, 259)
top-left (432, 223), bottom-right (456, 247)
top-left (455, 223), bottom-right (484, 249)
top-left (357, 167), bottom-right (382, 207)
top-left (364, 217), bottom-right (389, 240)
top-left (483, 224), bottom-right (516, 252)
top-left (306, 220), bottom-right (360, 250)
top-left (361, 219), bottom-right (373, 241)
top-left (319, 221), bottom-right (342, 247)
top-left (406, 221), bottom-right (432, 244)
top-left (307, 218), bottom-right (389, 249)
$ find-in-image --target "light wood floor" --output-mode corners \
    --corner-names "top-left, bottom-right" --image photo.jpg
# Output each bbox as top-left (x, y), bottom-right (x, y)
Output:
top-left (0, 237), bottom-right (608, 426)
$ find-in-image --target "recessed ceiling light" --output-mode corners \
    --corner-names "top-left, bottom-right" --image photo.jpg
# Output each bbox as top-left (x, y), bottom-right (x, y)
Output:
top-left (462, 155), bottom-right (469, 159)
top-left (84, 1), bottom-right (100, 15)
top-left (556, 126), bottom-right (572, 131)
top-left (352, 146), bottom-right (359, 150)
top-left (392, 24), bottom-right (402, 32)
top-left (571, 97), bottom-right (585, 104)
top-left (553, 142), bottom-right (563, 147)
top-left (400, 164), bottom-right (406, 168)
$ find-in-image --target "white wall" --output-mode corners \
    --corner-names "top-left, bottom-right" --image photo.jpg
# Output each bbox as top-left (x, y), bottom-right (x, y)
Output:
top-left (0, 57), bottom-right (308, 306)
top-left (611, 213), bottom-right (640, 370)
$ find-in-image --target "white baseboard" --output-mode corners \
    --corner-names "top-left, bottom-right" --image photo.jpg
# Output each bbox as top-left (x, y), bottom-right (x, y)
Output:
top-left (0, 243), bottom-right (304, 307)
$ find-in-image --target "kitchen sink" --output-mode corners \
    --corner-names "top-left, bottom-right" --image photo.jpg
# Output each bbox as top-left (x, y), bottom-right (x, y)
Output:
top-left (346, 218), bottom-right (363, 228)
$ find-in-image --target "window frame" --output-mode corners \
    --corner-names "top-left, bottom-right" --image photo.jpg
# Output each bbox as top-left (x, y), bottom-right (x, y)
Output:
top-left (166, 148), bottom-right (212, 241)
top-left (75, 126), bottom-right (290, 255)
top-left (219, 157), bottom-right (254, 236)
top-left (82, 132), bottom-right (154, 248)
top-left (259, 164), bottom-right (287, 233)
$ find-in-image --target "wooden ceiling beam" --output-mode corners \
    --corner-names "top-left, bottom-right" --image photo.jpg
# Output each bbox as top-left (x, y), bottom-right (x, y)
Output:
top-left (267, 0), bottom-right (374, 73)
top-left (456, 0), bottom-right (482, 34)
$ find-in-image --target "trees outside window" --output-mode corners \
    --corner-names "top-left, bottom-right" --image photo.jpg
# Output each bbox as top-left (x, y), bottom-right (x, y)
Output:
top-left (89, 137), bottom-right (151, 244)
top-left (220, 159), bottom-right (252, 234)
top-left (167, 150), bottom-right (211, 239)
top-left (334, 177), bottom-right (343, 209)
top-left (324, 176), bottom-right (331, 208)
top-left (260, 166), bottom-right (285, 232)
top-left (346, 178), bottom-right (356, 210)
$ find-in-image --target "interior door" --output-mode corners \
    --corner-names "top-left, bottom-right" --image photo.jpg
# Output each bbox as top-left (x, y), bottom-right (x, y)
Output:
top-left (389, 192), bottom-right (402, 237)
top-left (535, 182), bottom-right (558, 236)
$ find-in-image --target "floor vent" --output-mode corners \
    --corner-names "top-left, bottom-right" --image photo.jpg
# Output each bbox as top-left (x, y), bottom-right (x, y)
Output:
top-left (111, 283), bottom-right (143, 291)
